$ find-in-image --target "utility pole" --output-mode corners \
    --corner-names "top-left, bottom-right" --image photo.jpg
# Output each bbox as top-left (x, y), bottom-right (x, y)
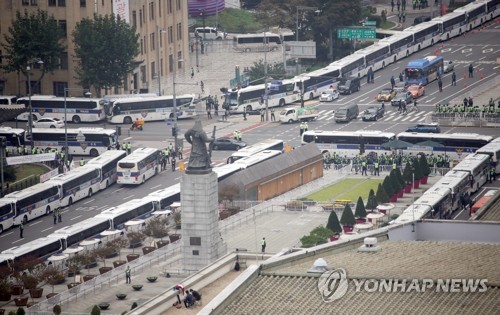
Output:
top-left (157, 26), bottom-right (162, 96)
top-left (264, 31), bottom-right (269, 122)
top-left (0, 137), bottom-right (5, 197)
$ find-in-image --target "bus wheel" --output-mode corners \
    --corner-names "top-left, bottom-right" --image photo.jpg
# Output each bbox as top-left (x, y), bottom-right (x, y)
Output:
top-left (90, 149), bottom-right (99, 157)
top-left (68, 197), bottom-right (73, 206)
top-left (72, 116), bottom-right (81, 124)
top-left (0, 225), bottom-right (3, 234)
top-left (23, 216), bottom-right (28, 224)
top-left (46, 207), bottom-right (51, 215)
top-left (88, 189), bottom-right (93, 197)
top-left (124, 117), bottom-right (133, 124)
top-left (246, 105), bottom-right (252, 112)
top-left (309, 92), bottom-right (314, 100)
top-left (288, 119), bottom-right (294, 124)
top-left (142, 176), bottom-right (146, 184)
top-left (279, 99), bottom-right (285, 107)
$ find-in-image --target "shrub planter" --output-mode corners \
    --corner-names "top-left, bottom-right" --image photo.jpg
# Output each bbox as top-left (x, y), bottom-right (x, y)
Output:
top-left (99, 303), bottom-right (110, 310)
top-left (99, 267), bottom-right (113, 275)
top-left (116, 293), bottom-right (127, 300)
top-left (397, 190), bottom-right (404, 198)
top-left (404, 184), bottom-right (412, 193)
top-left (142, 246), bottom-right (156, 255)
top-left (113, 260), bottom-right (127, 268)
top-left (29, 287), bottom-right (44, 299)
top-left (0, 292), bottom-right (11, 301)
top-left (219, 211), bottom-right (231, 220)
top-left (329, 234), bottom-right (340, 242)
top-left (126, 254), bottom-right (140, 262)
top-left (342, 226), bottom-right (353, 233)
top-left (356, 218), bottom-right (366, 224)
top-left (82, 275), bottom-right (97, 282)
top-left (105, 251), bottom-right (118, 259)
top-left (132, 285), bottom-right (143, 291)
top-left (146, 276), bottom-right (157, 283)
top-left (67, 283), bottom-right (79, 289)
top-left (84, 261), bottom-right (97, 269)
top-left (46, 293), bottom-right (58, 299)
top-left (389, 195), bottom-right (398, 203)
top-left (14, 297), bottom-right (29, 306)
top-left (413, 180), bottom-right (420, 189)
top-left (10, 285), bottom-right (24, 296)
top-left (156, 240), bottom-right (169, 248)
top-left (169, 234), bottom-right (180, 243)
top-left (129, 242), bottom-right (142, 249)
top-left (322, 204), bottom-right (335, 211)
top-left (420, 176), bottom-right (428, 185)
top-left (0, 309), bottom-right (5, 315)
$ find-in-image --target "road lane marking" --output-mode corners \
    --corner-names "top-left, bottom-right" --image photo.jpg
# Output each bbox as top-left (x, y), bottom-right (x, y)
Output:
top-left (41, 227), bottom-right (53, 233)
top-left (0, 232), bottom-right (14, 238)
top-left (83, 199), bottom-right (95, 205)
top-left (29, 221), bottom-right (42, 227)
top-left (123, 194), bottom-right (135, 200)
top-left (113, 188), bottom-right (124, 193)
top-left (150, 184), bottom-right (161, 190)
top-left (70, 215), bottom-right (82, 221)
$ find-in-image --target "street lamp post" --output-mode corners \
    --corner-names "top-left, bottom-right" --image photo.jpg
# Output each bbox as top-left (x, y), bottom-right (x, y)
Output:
top-left (172, 59), bottom-right (180, 155)
top-left (200, 10), bottom-right (206, 41)
top-left (27, 58), bottom-right (44, 151)
top-left (64, 88), bottom-right (91, 169)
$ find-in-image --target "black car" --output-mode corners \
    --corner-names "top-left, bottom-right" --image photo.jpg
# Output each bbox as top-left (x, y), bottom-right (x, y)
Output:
top-left (337, 77), bottom-right (361, 95)
top-left (406, 123), bottom-right (441, 133)
top-left (212, 138), bottom-right (247, 150)
top-left (362, 106), bottom-right (385, 121)
top-left (391, 91), bottom-right (413, 106)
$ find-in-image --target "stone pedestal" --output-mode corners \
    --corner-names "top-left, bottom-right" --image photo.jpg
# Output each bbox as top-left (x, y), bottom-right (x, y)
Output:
top-left (181, 171), bottom-right (226, 271)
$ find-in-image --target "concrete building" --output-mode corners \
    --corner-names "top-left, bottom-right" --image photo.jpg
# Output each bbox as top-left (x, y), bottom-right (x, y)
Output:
top-left (0, 0), bottom-right (189, 97)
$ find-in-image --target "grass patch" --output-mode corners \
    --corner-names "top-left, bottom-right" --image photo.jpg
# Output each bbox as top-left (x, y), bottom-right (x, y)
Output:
top-left (380, 20), bottom-right (396, 30)
top-left (306, 178), bottom-right (383, 202)
top-left (12, 164), bottom-right (47, 182)
top-left (194, 8), bottom-right (263, 33)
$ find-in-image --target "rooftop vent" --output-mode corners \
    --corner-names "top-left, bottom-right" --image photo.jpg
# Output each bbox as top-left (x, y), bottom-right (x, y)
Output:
top-left (358, 237), bottom-right (381, 253)
top-left (307, 258), bottom-right (329, 274)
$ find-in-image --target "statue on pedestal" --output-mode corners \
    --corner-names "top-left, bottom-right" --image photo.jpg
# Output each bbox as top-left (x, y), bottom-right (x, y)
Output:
top-left (184, 118), bottom-right (214, 173)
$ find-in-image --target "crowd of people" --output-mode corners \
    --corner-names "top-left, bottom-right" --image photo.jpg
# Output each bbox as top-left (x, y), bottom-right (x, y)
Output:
top-left (435, 98), bottom-right (500, 116)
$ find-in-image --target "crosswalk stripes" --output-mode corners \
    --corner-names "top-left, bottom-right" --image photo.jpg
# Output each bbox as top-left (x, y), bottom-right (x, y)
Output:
top-left (314, 109), bottom-right (427, 122)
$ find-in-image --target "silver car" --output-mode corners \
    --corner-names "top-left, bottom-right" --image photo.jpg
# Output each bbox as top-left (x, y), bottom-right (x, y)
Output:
top-left (443, 60), bottom-right (454, 73)
top-left (319, 89), bottom-right (339, 102)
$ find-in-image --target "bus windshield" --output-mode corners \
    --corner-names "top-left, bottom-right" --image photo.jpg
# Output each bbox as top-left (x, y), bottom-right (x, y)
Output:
top-left (118, 162), bottom-right (135, 169)
top-left (405, 68), bottom-right (423, 80)
top-left (223, 91), bottom-right (239, 108)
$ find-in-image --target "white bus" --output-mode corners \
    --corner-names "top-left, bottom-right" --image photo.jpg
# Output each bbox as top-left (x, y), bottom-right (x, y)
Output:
top-left (301, 130), bottom-right (396, 157)
top-left (147, 184), bottom-right (181, 211)
top-left (116, 148), bottom-right (161, 185)
top-left (0, 96), bottom-right (20, 109)
top-left (0, 127), bottom-right (26, 153)
top-left (378, 32), bottom-right (415, 63)
top-left (48, 165), bottom-right (101, 207)
top-left (433, 11), bottom-right (467, 41)
top-left (86, 150), bottom-right (127, 190)
top-left (481, 0), bottom-right (500, 20)
top-left (395, 186), bottom-right (454, 223)
top-left (435, 170), bottom-right (473, 199)
top-left (105, 94), bottom-right (197, 124)
top-left (452, 153), bottom-right (491, 193)
top-left (16, 95), bottom-right (107, 123)
top-left (403, 21), bottom-right (441, 51)
top-left (329, 54), bottom-right (366, 78)
top-left (227, 139), bottom-right (284, 163)
top-left (352, 42), bottom-right (392, 73)
top-left (476, 138), bottom-right (500, 173)
top-left (454, 1), bottom-right (488, 31)
top-left (53, 216), bottom-right (111, 249)
top-left (233, 150), bottom-right (282, 169)
top-left (232, 32), bottom-right (282, 52)
top-left (224, 80), bottom-right (299, 113)
top-left (0, 200), bottom-right (15, 234)
top-left (397, 132), bottom-right (493, 160)
top-left (29, 127), bottom-right (117, 157)
top-left (1, 236), bottom-right (63, 267)
top-left (4, 182), bottom-right (60, 225)
top-left (294, 66), bottom-right (341, 101)
top-left (96, 198), bottom-right (155, 230)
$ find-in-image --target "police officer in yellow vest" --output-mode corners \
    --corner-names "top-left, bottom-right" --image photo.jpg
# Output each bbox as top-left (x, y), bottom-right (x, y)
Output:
top-left (361, 160), bottom-right (367, 176)
top-left (126, 142), bottom-right (132, 155)
top-left (237, 130), bottom-right (242, 141)
top-left (79, 158), bottom-right (85, 167)
top-left (392, 162), bottom-right (397, 170)
top-left (233, 130), bottom-right (238, 140)
top-left (374, 161), bottom-right (380, 176)
top-left (122, 142), bottom-right (127, 151)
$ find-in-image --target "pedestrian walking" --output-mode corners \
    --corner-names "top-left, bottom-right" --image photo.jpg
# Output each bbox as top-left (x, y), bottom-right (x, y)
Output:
top-left (390, 75), bottom-right (396, 89)
top-left (469, 97), bottom-right (473, 107)
top-left (397, 0), bottom-right (401, 11)
top-left (191, 67), bottom-right (194, 79)
top-left (207, 109), bottom-right (212, 119)
top-left (399, 72), bottom-right (404, 82)
top-left (200, 81), bottom-right (204, 93)
top-left (299, 122), bottom-right (305, 136)
top-left (398, 12), bottom-right (402, 23)
top-left (468, 63), bottom-right (474, 78)
top-left (391, 0), bottom-right (395, 12)
top-left (53, 211), bottom-right (57, 225)
top-left (19, 222), bottom-right (24, 238)
top-left (402, 102), bottom-right (407, 114)
top-left (126, 142), bottom-right (132, 155)
top-left (171, 157), bottom-right (176, 172)
top-left (224, 108), bottom-right (229, 121)
top-left (374, 161), bottom-right (380, 176)
top-left (58, 209), bottom-right (62, 223)
top-left (270, 108), bottom-right (275, 121)
top-left (361, 161), bottom-right (368, 176)
top-left (438, 78), bottom-right (443, 92)
top-left (125, 266), bottom-right (131, 284)
top-left (243, 107), bottom-right (247, 120)
top-left (451, 71), bottom-right (457, 86)
top-left (402, 12), bottom-right (406, 23)
top-left (413, 99), bottom-right (419, 111)
top-left (261, 237), bottom-right (266, 253)
top-left (260, 109), bottom-right (264, 122)
top-left (398, 99), bottom-right (403, 113)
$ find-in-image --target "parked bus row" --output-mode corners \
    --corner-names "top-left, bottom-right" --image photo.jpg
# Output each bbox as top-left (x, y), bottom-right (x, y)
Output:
top-left (222, 0), bottom-right (500, 113)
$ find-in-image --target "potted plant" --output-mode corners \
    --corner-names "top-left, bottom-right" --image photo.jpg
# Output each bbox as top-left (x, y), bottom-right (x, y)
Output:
top-left (143, 216), bottom-right (169, 240)
top-left (94, 246), bottom-right (114, 275)
top-left (419, 154), bottom-right (431, 184)
top-left (382, 175), bottom-right (396, 202)
top-left (285, 200), bottom-right (304, 211)
top-left (41, 266), bottom-right (65, 298)
top-left (376, 183), bottom-right (390, 205)
top-left (115, 293), bottom-right (127, 300)
top-left (52, 304), bottom-right (62, 315)
top-left (395, 168), bottom-right (406, 197)
top-left (321, 203), bottom-right (335, 211)
top-left (126, 231), bottom-right (146, 262)
top-left (173, 212), bottom-right (182, 229)
top-left (107, 238), bottom-right (128, 268)
top-left (326, 211), bottom-right (342, 240)
top-left (146, 276), bottom-right (157, 283)
top-left (22, 274), bottom-right (43, 299)
top-left (0, 279), bottom-right (11, 301)
top-left (412, 157), bottom-right (423, 189)
top-left (14, 297), bottom-right (28, 306)
top-left (390, 170), bottom-right (403, 198)
top-left (365, 189), bottom-right (378, 212)
top-left (132, 284), bottom-right (143, 291)
top-left (340, 204), bottom-right (356, 233)
top-left (402, 161), bottom-right (413, 193)
top-left (354, 196), bottom-right (367, 223)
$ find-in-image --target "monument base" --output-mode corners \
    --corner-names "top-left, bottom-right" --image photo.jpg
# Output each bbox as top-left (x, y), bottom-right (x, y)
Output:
top-left (181, 171), bottom-right (227, 271)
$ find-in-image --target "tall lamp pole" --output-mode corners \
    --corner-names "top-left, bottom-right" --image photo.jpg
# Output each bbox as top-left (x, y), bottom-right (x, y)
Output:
top-left (64, 88), bottom-right (91, 169)
top-left (200, 10), bottom-right (206, 41)
top-left (172, 59), bottom-right (180, 154)
top-left (26, 58), bottom-right (44, 151)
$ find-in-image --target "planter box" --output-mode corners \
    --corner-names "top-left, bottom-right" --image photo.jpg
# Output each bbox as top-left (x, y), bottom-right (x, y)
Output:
top-left (132, 285), bottom-right (143, 291)
top-left (413, 180), bottom-right (420, 189)
top-left (142, 247), bottom-right (156, 255)
top-left (46, 293), bottom-right (58, 299)
top-left (404, 184), bottom-right (412, 193)
top-left (113, 260), bottom-right (127, 268)
top-left (0, 292), bottom-right (11, 301)
top-left (10, 285), bottom-right (24, 296)
top-left (99, 303), bottom-right (110, 310)
top-left (129, 242), bottom-right (142, 249)
top-left (169, 235), bottom-right (181, 243)
top-left (146, 276), bottom-right (157, 283)
top-left (390, 195), bottom-right (398, 203)
top-left (342, 225), bottom-right (353, 233)
top-left (82, 275), bottom-right (96, 282)
top-left (29, 287), bottom-right (44, 299)
top-left (116, 293), bottom-right (127, 300)
top-left (99, 267), bottom-right (113, 275)
top-left (219, 211), bottom-right (231, 220)
top-left (156, 240), bottom-right (169, 248)
top-left (67, 283), bottom-right (80, 289)
top-left (126, 254), bottom-right (140, 262)
top-left (329, 235), bottom-right (340, 242)
top-left (105, 251), bottom-right (118, 259)
top-left (356, 218), bottom-right (366, 224)
top-left (14, 297), bottom-right (28, 306)
top-left (420, 176), bottom-right (428, 185)
top-left (397, 190), bottom-right (404, 198)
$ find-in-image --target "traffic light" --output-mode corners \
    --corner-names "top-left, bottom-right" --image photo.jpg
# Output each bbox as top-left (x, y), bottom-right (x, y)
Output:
top-left (0, 136), bottom-right (6, 148)
top-left (172, 127), bottom-right (177, 137)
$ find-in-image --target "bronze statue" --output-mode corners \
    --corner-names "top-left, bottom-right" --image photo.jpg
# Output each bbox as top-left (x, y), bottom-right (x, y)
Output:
top-left (184, 118), bottom-right (214, 173)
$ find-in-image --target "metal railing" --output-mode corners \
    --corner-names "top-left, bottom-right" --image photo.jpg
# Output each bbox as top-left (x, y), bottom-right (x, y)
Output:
top-left (27, 241), bottom-right (181, 313)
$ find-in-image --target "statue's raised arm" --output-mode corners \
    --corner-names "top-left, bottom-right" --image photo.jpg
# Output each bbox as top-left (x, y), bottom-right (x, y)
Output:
top-left (184, 118), bottom-right (214, 174)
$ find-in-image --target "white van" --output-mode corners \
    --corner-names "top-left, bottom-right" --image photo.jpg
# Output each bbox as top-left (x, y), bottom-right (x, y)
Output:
top-left (195, 27), bottom-right (227, 40)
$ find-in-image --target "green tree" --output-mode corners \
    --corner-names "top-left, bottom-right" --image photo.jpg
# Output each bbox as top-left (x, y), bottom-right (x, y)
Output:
top-left (365, 188), bottom-right (378, 210)
top-left (376, 183), bottom-right (390, 204)
top-left (354, 196), bottom-right (367, 218)
top-left (16, 307), bottom-right (25, 315)
top-left (340, 204), bottom-right (355, 226)
top-left (419, 154), bottom-right (431, 177)
top-left (1, 10), bottom-right (65, 93)
top-left (382, 175), bottom-right (394, 197)
top-left (300, 234), bottom-right (327, 248)
top-left (90, 305), bottom-right (101, 315)
top-left (395, 168), bottom-right (405, 187)
top-left (390, 170), bottom-right (402, 194)
top-left (326, 212), bottom-right (342, 234)
top-left (246, 60), bottom-right (286, 85)
top-left (403, 161), bottom-right (413, 185)
top-left (412, 157), bottom-right (423, 180)
top-left (73, 14), bottom-right (139, 96)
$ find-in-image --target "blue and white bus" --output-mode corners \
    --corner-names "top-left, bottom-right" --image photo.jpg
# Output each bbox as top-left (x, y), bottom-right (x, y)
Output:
top-left (454, 1), bottom-right (488, 31)
top-left (294, 66), bottom-right (340, 101)
top-left (403, 21), bottom-right (440, 51)
top-left (116, 148), bottom-right (161, 185)
top-left (378, 32), bottom-right (415, 62)
top-left (452, 153), bottom-right (491, 193)
top-left (105, 94), bottom-right (197, 124)
top-left (433, 11), bottom-right (467, 41)
top-left (481, 0), bottom-right (500, 20)
top-left (301, 130), bottom-right (396, 158)
top-left (53, 216), bottom-right (112, 249)
top-left (16, 95), bottom-right (107, 123)
top-left (227, 139), bottom-right (284, 163)
top-left (404, 56), bottom-right (444, 85)
top-left (96, 198), bottom-right (155, 230)
top-left (86, 150), bottom-right (127, 190)
top-left (48, 165), bottom-right (101, 207)
top-left (1, 236), bottom-right (63, 268)
top-left (4, 182), bottom-right (60, 225)
top-left (29, 127), bottom-right (117, 157)
top-left (0, 200), bottom-right (15, 234)
top-left (0, 127), bottom-right (26, 153)
top-left (329, 54), bottom-right (366, 78)
top-left (476, 138), bottom-right (500, 173)
top-left (352, 42), bottom-right (392, 73)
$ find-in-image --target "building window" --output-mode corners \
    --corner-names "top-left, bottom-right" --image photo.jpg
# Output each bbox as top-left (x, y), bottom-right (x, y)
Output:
top-left (80, 0), bottom-right (86, 7)
top-left (192, 250), bottom-right (199, 256)
top-left (190, 237), bottom-right (201, 246)
top-left (177, 23), bottom-right (182, 40)
top-left (140, 39), bottom-right (143, 55)
top-left (168, 54), bottom-right (173, 73)
top-left (167, 0), bottom-right (172, 14)
top-left (158, 0), bottom-right (161, 17)
top-left (168, 26), bottom-right (173, 44)
top-left (176, 0), bottom-right (181, 10)
top-left (60, 52), bottom-right (68, 70)
top-left (140, 65), bottom-right (146, 83)
top-left (139, 9), bottom-right (142, 27)
top-left (160, 58), bottom-right (163, 76)
top-left (149, 2), bottom-right (154, 20)
top-left (143, 35), bottom-right (147, 52)
top-left (159, 32), bottom-right (163, 48)
top-left (150, 33), bottom-right (155, 51)
top-left (132, 11), bottom-right (137, 28)
top-left (22, 0), bottom-right (29, 5)
top-left (177, 51), bottom-right (183, 69)
top-left (59, 20), bottom-right (67, 37)
top-left (49, 0), bottom-right (56, 6)
top-left (151, 61), bottom-right (156, 79)
top-left (58, 0), bottom-right (66, 6)
top-left (143, 5), bottom-right (146, 24)
top-left (53, 82), bottom-right (68, 97)
top-left (31, 0), bottom-right (38, 5)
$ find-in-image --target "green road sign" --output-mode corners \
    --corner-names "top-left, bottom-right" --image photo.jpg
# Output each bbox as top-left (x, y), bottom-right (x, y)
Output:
top-left (364, 20), bottom-right (377, 26)
top-left (337, 28), bottom-right (376, 39)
